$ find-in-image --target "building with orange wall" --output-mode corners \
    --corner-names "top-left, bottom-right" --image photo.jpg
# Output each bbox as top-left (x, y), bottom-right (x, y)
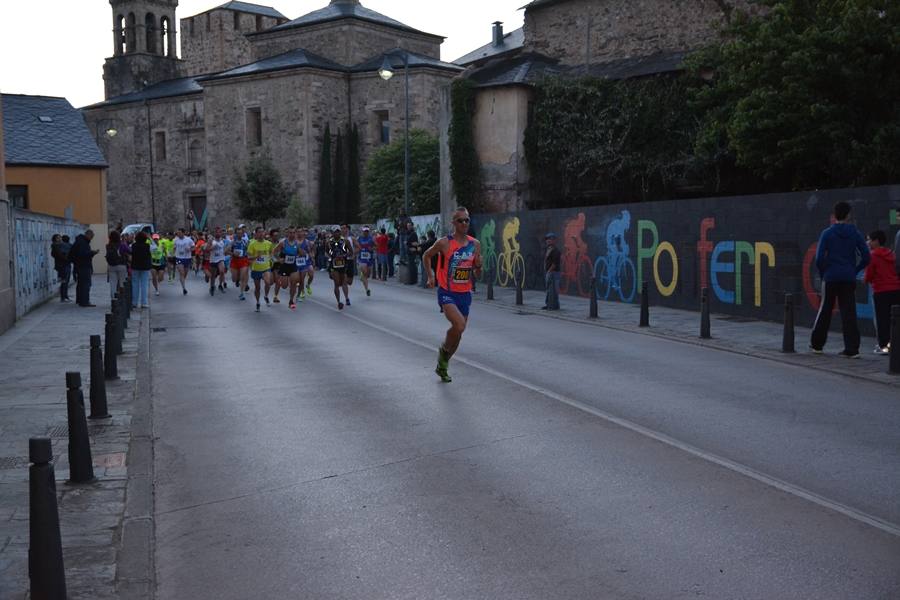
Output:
top-left (2, 93), bottom-right (109, 273)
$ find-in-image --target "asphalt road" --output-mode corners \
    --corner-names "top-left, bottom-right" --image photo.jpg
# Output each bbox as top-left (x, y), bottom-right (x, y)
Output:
top-left (150, 275), bottom-right (900, 600)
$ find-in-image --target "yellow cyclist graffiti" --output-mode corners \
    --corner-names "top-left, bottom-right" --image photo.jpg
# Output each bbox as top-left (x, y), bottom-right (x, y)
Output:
top-left (498, 217), bottom-right (525, 288)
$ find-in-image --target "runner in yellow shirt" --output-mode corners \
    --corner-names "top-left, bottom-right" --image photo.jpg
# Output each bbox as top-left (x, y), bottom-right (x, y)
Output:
top-left (247, 226), bottom-right (274, 312)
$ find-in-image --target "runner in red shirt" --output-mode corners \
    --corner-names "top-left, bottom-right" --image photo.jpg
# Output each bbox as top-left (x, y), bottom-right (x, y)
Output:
top-left (375, 228), bottom-right (390, 281)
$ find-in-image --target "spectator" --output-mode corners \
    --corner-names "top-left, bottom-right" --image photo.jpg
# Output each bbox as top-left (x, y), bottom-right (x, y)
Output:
top-left (864, 230), bottom-right (900, 354)
top-left (130, 231), bottom-right (152, 309)
top-left (809, 202), bottom-right (870, 357)
top-left (106, 230), bottom-right (129, 299)
top-left (51, 234), bottom-right (72, 303)
top-left (542, 233), bottom-right (561, 310)
top-left (387, 233), bottom-right (397, 278)
top-left (375, 227), bottom-right (389, 281)
top-left (70, 229), bottom-right (98, 307)
top-left (405, 222), bottom-right (419, 279)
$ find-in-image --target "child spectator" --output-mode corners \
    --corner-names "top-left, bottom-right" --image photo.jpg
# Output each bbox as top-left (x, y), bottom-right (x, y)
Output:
top-left (864, 230), bottom-right (900, 354)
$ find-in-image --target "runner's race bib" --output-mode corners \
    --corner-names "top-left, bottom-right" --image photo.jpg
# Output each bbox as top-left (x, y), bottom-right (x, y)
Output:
top-left (360, 251), bottom-right (371, 260)
top-left (284, 255), bottom-right (296, 265)
top-left (333, 257), bottom-right (346, 268)
top-left (234, 249), bottom-right (244, 257)
top-left (452, 268), bottom-right (471, 283)
top-left (256, 256), bottom-right (267, 264)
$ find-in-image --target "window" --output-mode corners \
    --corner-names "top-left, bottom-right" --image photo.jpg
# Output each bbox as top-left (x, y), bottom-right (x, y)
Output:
top-left (189, 17), bottom-right (194, 35)
top-left (206, 13), bottom-right (211, 32)
top-left (188, 140), bottom-right (204, 171)
top-left (7, 186), bottom-right (27, 209)
top-left (245, 107), bottom-right (262, 148)
top-left (116, 15), bottom-right (126, 54)
top-left (126, 13), bottom-right (136, 52)
top-left (154, 131), bottom-right (167, 161)
top-left (233, 11), bottom-right (241, 31)
top-left (161, 17), bottom-right (171, 56)
top-left (256, 15), bottom-right (263, 31)
top-left (145, 13), bottom-right (156, 53)
top-left (376, 111), bottom-right (390, 145)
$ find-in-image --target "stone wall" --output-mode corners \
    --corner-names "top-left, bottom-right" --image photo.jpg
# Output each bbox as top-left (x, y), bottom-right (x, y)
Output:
top-left (523, 0), bottom-right (756, 65)
top-left (0, 99), bottom-right (11, 334)
top-left (180, 9), bottom-right (283, 77)
top-left (84, 95), bottom-right (206, 233)
top-left (250, 21), bottom-right (441, 66)
top-left (203, 70), bottom-right (349, 226)
top-left (472, 86), bottom-right (531, 213)
top-left (103, 53), bottom-right (181, 100)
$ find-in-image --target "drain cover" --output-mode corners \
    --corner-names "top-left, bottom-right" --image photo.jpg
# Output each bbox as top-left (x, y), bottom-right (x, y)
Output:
top-left (46, 425), bottom-right (68, 438)
top-left (152, 327), bottom-right (167, 333)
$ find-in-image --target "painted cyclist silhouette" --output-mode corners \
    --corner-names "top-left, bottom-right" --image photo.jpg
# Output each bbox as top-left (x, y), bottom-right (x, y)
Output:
top-left (498, 217), bottom-right (525, 288)
top-left (593, 210), bottom-right (636, 302)
top-left (560, 212), bottom-right (592, 297)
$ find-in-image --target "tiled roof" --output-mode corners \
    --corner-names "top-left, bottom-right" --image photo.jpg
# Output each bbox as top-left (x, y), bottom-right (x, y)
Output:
top-left (2, 94), bottom-right (107, 168)
top-left (467, 53), bottom-right (561, 88)
top-left (82, 76), bottom-right (205, 109)
top-left (200, 48), bottom-right (347, 81)
top-left (519, 0), bottom-right (568, 10)
top-left (351, 48), bottom-right (465, 74)
top-left (582, 51), bottom-right (687, 79)
top-left (453, 27), bottom-right (525, 66)
top-left (216, 1), bottom-right (286, 19)
top-left (261, 1), bottom-right (442, 38)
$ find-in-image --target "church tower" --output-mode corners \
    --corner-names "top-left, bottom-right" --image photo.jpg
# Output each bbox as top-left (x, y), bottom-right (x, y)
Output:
top-left (104, 0), bottom-right (181, 99)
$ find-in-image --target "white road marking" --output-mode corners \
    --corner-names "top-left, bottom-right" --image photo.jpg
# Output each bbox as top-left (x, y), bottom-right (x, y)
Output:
top-left (311, 296), bottom-right (900, 539)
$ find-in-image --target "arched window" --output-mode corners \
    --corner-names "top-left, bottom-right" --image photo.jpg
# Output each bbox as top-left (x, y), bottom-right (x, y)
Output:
top-left (233, 11), bottom-right (241, 31)
top-left (126, 13), bottom-right (136, 52)
top-left (161, 16), bottom-right (171, 56)
top-left (115, 14), bottom-right (126, 55)
top-left (188, 140), bottom-right (204, 171)
top-left (145, 13), bottom-right (157, 53)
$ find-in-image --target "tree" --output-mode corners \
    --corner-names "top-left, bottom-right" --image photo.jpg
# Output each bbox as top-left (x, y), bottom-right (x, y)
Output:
top-left (318, 124), bottom-right (333, 223)
top-left (287, 197), bottom-right (318, 228)
top-left (346, 124), bottom-right (361, 223)
top-left (686, 0), bottom-right (900, 190)
top-left (333, 130), bottom-right (346, 222)
top-left (449, 79), bottom-right (483, 210)
top-left (363, 129), bottom-right (440, 220)
top-left (233, 150), bottom-right (290, 227)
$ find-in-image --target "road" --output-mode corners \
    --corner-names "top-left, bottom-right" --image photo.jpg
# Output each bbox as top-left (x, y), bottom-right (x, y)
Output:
top-left (150, 275), bottom-right (900, 600)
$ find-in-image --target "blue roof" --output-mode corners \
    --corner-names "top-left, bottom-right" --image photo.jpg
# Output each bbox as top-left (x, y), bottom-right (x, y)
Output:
top-left (200, 48), bottom-right (347, 81)
top-left (261, 1), bottom-right (442, 38)
top-left (2, 94), bottom-right (107, 168)
top-left (82, 75), bottom-right (205, 109)
top-left (216, 1), bottom-right (285, 19)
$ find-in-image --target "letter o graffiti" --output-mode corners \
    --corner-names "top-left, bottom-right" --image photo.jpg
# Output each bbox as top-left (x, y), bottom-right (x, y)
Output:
top-left (653, 242), bottom-right (678, 297)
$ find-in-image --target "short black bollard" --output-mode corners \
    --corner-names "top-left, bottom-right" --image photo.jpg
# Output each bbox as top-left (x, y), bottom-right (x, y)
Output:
top-left (28, 438), bottom-right (67, 600)
top-left (111, 304), bottom-right (124, 356)
top-left (89, 335), bottom-right (111, 419)
top-left (487, 271), bottom-right (494, 301)
top-left (65, 372), bottom-right (95, 484)
top-left (118, 290), bottom-right (129, 330)
top-left (639, 282), bottom-right (650, 327)
top-left (124, 279), bottom-right (133, 318)
top-left (890, 305), bottom-right (900, 375)
top-left (515, 273), bottom-right (523, 306)
top-left (782, 293), bottom-right (795, 353)
top-left (700, 287), bottom-right (711, 339)
top-left (104, 315), bottom-right (119, 380)
top-left (589, 278), bottom-right (598, 319)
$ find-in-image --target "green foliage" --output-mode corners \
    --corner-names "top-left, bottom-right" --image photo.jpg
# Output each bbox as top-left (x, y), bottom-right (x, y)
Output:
top-left (363, 129), bottom-right (440, 220)
top-left (524, 75), bottom-right (699, 204)
top-left (233, 150), bottom-right (290, 227)
top-left (686, 0), bottom-right (900, 189)
top-left (318, 124), bottom-right (333, 223)
top-left (347, 124), bottom-right (361, 223)
top-left (449, 79), bottom-right (483, 210)
top-left (286, 197), bottom-right (317, 228)
top-left (334, 130), bottom-right (346, 221)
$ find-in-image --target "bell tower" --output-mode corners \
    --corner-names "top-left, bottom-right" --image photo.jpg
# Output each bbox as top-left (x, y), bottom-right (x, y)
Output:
top-left (104, 0), bottom-right (181, 99)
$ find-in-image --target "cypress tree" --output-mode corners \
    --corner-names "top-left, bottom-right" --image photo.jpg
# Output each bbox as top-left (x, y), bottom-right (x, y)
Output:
top-left (333, 130), bottom-right (346, 223)
top-left (318, 123), bottom-right (333, 223)
top-left (346, 123), bottom-right (361, 223)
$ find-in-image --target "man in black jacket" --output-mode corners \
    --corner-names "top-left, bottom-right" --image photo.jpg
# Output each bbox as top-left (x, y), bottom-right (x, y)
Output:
top-left (70, 230), bottom-right (98, 307)
top-left (51, 234), bottom-right (72, 302)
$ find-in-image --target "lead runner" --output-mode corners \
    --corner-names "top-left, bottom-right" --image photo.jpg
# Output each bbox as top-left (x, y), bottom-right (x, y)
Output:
top-left (423, 207), bottom-right (482, 383)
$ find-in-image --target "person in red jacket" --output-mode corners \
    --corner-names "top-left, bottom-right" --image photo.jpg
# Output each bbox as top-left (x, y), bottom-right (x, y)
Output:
top-left (864, 230), bottom-right (900, 354)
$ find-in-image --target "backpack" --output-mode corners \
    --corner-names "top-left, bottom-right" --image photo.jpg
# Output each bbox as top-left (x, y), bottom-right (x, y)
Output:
top-left (105, 244), bottom-right (122, 266)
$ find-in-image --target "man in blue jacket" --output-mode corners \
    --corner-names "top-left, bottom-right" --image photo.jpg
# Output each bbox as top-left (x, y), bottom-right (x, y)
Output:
top-left (810, 202), bottom-right (870, 357)
top-left (69, 230), bottom-right (98, 307)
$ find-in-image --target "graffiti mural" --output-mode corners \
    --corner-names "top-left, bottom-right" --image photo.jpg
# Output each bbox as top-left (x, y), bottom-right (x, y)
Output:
top-left (470, 185), bottom-right (900, 333)
top-left (13, 209), bottom-right (84, 318)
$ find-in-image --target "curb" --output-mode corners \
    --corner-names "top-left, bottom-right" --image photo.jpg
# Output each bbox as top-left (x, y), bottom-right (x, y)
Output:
top-left (116, 307), bottom-right (155, 598)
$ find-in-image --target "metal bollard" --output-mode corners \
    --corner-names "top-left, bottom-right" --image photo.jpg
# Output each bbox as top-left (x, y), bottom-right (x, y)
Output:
top-left (890, 305), bottom-right (900, 375)
top-left (782, 293), bottom-right (795, 353)
top-left (487, 271), bottom-right (494, 301)
top-left (111, 304), bottom-right (124, 356)
top-left (515, 272), bottom-right (523, 306)
top-left (65, 372), bottom-right (95, 484)
top-left (639, 281), bottom-right (650, 327)
top-left (104, 315), bottom-right (119, 380)
top-left (124, 279), bottom-right (133, 318)
top-left (118, 289), bottom-right (129, 329)
top-left (89, 336), bottom-right (111, 419)
top-left (700, 287), bottom-right (711, 339)
top-left (589, 278), bottom-right (598, 319)
top-left (28, 438), bottom-right (67, 599)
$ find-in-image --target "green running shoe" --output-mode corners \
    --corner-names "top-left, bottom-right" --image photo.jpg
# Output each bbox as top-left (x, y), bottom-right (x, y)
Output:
top-left (435, 365), bottom-right (452, 383)
top-left (436, 347), bottom-right (451, 382)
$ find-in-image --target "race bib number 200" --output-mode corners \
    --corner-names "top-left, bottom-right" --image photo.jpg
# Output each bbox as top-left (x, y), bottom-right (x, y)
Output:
top-left (452, 268), bottom-right (471, 283)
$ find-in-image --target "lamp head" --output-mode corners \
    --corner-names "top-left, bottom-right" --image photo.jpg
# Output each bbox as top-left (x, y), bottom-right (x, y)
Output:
top-left (378, 56), bottom-right (394, 81)
top-left (106, 127), bottom-right (118, 138)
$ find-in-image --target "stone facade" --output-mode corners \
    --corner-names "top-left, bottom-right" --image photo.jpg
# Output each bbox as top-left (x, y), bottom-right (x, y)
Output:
top-left (105, 0), bottom-right (180, 98)
top-left (181, 9), bottom-right (286, 77)
top-left (523, 0), bottom-right (755, 65)
top-left (472, 87), bottom-right (531, 213)
top-left (86, 0), bottom-right (461, 231)
top-left (250, 21), bottom-right (441, 65)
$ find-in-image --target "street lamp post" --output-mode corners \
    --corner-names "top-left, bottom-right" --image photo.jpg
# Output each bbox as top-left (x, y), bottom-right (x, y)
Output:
top-left (378, 50), bottom-right (410, 218)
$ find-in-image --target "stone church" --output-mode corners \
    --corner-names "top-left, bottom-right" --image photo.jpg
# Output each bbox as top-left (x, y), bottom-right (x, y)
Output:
top-left (83, 0), bottom-right (462, 231)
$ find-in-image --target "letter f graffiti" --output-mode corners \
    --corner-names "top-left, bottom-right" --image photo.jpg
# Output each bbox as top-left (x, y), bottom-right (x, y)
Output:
top-left (698, 217), bottom-right (715, 291)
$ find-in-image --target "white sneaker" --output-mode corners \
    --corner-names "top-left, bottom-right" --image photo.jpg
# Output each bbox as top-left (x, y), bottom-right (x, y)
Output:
top-left (874, 346), bottom-right (890, 355)
top-left (141, 304), bottom-right (149, 309)
top-left (155, 291), bottom-right (160, 296)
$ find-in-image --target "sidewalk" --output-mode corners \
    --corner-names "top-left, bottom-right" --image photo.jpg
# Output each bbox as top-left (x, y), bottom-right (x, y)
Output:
top-left (0, 276), bottom-right (153, 599)
top-left (387, 276), bottom-right (899, 388)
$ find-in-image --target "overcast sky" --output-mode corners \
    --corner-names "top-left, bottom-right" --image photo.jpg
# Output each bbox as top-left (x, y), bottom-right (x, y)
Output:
top-left (0, 0), bottom-right (526, 108)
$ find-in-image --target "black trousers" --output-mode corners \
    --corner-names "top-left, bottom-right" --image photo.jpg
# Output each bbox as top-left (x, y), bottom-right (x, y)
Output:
top-left (810, 281), bottom-right (860, 353)
top-left (57, 265), bottom-right (71, 300)
top-left (75, 266), bottom-right (92, 306)
top-left (873, 290), bottom-right (900, 348)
